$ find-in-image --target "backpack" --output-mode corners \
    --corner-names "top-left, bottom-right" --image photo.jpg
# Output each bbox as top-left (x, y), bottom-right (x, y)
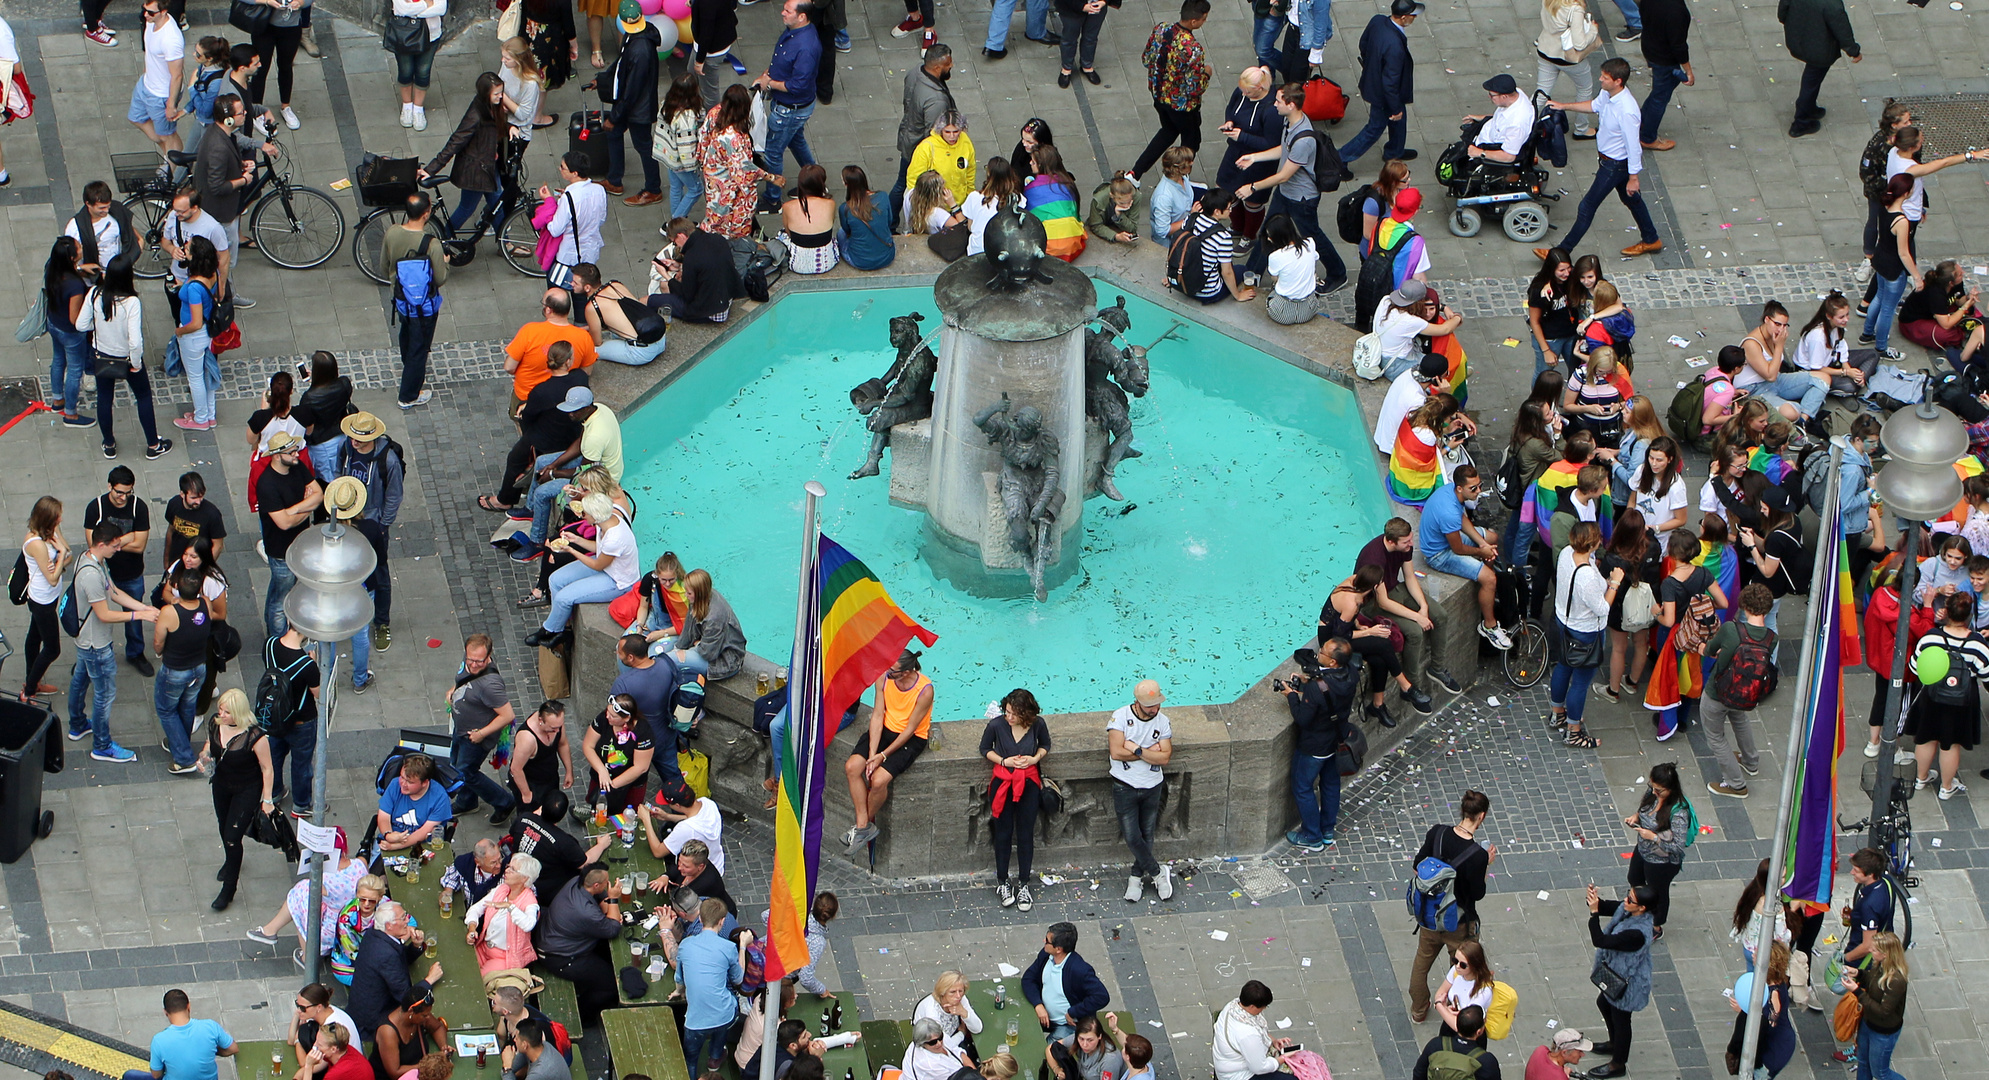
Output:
top-left (615, 294), bottom-right (668, 346)
top-left (1352, 332), bottom-right (1383, 380)
top-left (1407, 850), bottom-right (1464, 933)
top-left (1679, 794), bottom-right (1702, 848)
top-left (1484, 981), bottom-right (1517, 1040)
top-left (58, 572), bottom-right (86, 637)
top-left (1619, 581), bottom-right (1657, 634)
top-left (742, 250), bottom-right (782, 303)
top-left (7, 552), bottom-right (26, 606)
top-left (1713, 625), bottom-right (1777, 709)
top-left (1666, 373), bottom-right (1715, 450)
top-left (1860, 131), bottom-right (1892, 202)
top-left (1288, 127), bottom-right (1345, 194)
top-left (1353, 229), bottom-right (1412, 334)
top-left (1802, 442), bottom-right (1863, 516)
top-left (1496, 443), bottom-right (1526, 511)
top-left (1166, 217), bottom-right (1219, 295)
top-left (392, 235), bottom-right (443, 319)
top-left (1423, 1041), bottom-right (1491, 1080)
top-left (546, 1020), bottom-right (573, 1060)
top-left (253, 636), bottom-right (314, 730)
top-left (1337, 183), bottom-right (1375, 245)
top-left (1920, 634), bottom-right (1977, 708)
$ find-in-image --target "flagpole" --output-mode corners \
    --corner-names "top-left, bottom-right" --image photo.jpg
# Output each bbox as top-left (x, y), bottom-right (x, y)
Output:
top-left (1742, 444), bottom-right (1842, 1068)
top-left (1869, 523), bottom-right (1919, 850)
top-left (764, 480), bottom-right (826, 1080)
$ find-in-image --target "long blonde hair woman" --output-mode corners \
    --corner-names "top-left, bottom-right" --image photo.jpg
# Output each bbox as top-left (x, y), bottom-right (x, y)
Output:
top-left (499, 37), bottom-right (546, 135)
top-left (1535, 0), bottom-right (1597, 136)
top-left (673, 568), bottom-right (746, 680)
top-left (908, 170), bottom-right (963, 236)
top-left (1843, 931), bottom-right (1908, 1080)
top-left (201, 685), bottom-right (275, 910)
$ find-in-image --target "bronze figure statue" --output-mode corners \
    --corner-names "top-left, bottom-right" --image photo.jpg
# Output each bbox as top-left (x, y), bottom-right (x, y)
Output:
top-left (1083, 297), bottom-right (1150, 502)
top-left (974, 392), bottom-right (1064, 600)
top-left (981, 207), bottom-right (1055, 292)
top-left (848, 312), bottom-right (939, 480)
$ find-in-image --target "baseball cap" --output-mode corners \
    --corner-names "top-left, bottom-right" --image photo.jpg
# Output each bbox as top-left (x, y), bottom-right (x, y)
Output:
top-left (1552, 1030), bottom-right (1594, 1052)
top-left (1390, 0), bottom-right (1426, 16)
top-left (558, 386), bottom-right (597, 412)
top-left (619, 0), bottom-right (646, 31)
top-left (1391, 186), bottom-right (1424, 221)
top-left (1389, 279), bottom-right (1429, 307)
top-left (1134, 679), bottom-right (1166, 707)
top-left (651, 774), bottom-right (696, 809)
top-left (1417, 352), bottom-right (1449, 380)
top-left (1483, 74), bottom-right (1518, 96)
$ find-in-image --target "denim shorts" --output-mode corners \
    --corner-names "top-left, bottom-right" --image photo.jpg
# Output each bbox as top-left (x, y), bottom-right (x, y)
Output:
top-left (127, 81), bottom-right (177, 134)
top-left (1425, 546), bottom-right (1485, 582)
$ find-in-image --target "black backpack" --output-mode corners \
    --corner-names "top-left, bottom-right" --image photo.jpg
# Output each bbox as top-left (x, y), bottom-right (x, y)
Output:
top-left (58, 561), bottom-right (101, 637)
top-left (1860, 130), bottom-right (1893, 202)
top-left (1496, 443), bottom-right (1526, 511)
top-left (1352, 228), bottom-right (1412, 334)
top-left (1290, 128), bottom-right (1345, 194)
top-left (253, 636), bottom-right (314, 730)
top-left (1920, 634), bottom-right (1979, 709)
top-left (8, 552), bottom-right (27, 606)
top-left (1166, 217), bottom-right (1220, 296)
top-left (1337, 182), bottom-right (1375, 244)
top-left (742, 251), bottom-right (782, 303)
top-left (1713, 625), bottom-right (1777, 709)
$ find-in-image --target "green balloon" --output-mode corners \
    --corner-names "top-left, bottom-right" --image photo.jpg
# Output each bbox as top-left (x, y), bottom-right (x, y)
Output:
top-left (1919, 646), bottom-right (1951, 685)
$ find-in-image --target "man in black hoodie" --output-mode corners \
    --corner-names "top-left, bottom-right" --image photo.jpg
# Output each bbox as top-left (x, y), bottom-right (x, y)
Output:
top-left (1282, 638), bottom-right (1363, 851)
top-left (652, 217), bottom-right (744, 323)
top-left (599, 0), bottom-right (663, 206)
top-left (1636, 0), bottom-right (1691, 150)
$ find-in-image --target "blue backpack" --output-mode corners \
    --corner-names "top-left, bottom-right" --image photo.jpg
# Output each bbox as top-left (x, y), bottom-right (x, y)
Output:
top-left (1407, 853), bottom-right (1464, 933)
top-left (392, 235), bottom-right (442, 319)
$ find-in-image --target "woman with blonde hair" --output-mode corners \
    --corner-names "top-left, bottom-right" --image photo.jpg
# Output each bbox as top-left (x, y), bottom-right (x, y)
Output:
top-left (1609, 395), bottom-right (1665, 495)
top-left (1844, 931), bottom-right (1908, 1080)
top-left (1535, 0), bottom-right (1597, 137)
top-left (1564, 345), bottom-right (1630, 448)
top-left (527, 491), bottom-right (639, 645)
top-left (466, 853), bottom-right (541, 977)
top-left (912, 970), bottom-right (984, 1060)
top-left (908, 170), bottom-right (963, 236)
top-left (672, 569), bottom-right (746, 680)
top-left (201, 684), bottom-right (275, 911)
top-left (978, 1052), bottom-right (1020, 1080)
top-left (498, 37), bottom-right (545, 133)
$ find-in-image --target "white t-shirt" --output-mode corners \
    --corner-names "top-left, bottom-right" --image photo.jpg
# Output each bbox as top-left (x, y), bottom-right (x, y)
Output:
top-left (962, 192), bottom-right (1008, 256)
top-left (143, 19), bottom-right (185, 100)
top-left (1476, 98), bottom-right (1534, 157)
top-left (1887, 148), bottom-right (1925, 222)
top-left (317, 1006), bottom-right (357, 1044)
top-left (663, 797), bottom-right (726, 873)
top-left (1106, 704), bottom-right (1171, 790)
top-left (597, 521), bottom-right (640, 590)
top-left (1700, 477), bottom-right (1737, 525)
top-left (923, 206), bottom-right (954, 235)
top-left (1444, 976), bottom-right (1494, 1016)
top-left (1373, 369), bottom-right (1428, 455)
top-left (1265, 239), bottom-right (1318, 300)
top-left (165, 210), bottom-right (230, 283)
top-left (1632, 468), bottom-right (1688, 538)
top-left (551, 181), bottom-right (607, 265)
top-left (1375, 304), bottom-right (1429, 360)
top-left (63, 215), bottom-right (123, 260)
top-left (0, 19), bottom-right (19, 64)
top-left (1794, 326), bottom-right (1846, 372)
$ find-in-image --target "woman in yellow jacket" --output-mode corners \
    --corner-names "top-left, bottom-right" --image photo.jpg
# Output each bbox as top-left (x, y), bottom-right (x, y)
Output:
top-left (904, 111), bottom-right (976, 218)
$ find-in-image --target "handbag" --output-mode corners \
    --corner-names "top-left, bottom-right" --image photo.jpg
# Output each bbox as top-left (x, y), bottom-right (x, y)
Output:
top-left (1832, 990), bottom-right (1863, 1042)
top-left (926, 222), bottom-right (970, 263)
top-left (497, 0), bottom-right (523, 40)
top-left (15, 289), bottom-right (44, 343)
top-left (230, 0), bottom-right (274, 35)
top-left (1591, 955), bottom-right (1629, 1001)
top-left (1354, 613), bottom-right (1404, 652)
top-left (383, 14), bottom-right (430, 54)
top-left (1557, 563), bottom-right (1607, 668)
top-left (1038, 775), bottom-right (1068, 815)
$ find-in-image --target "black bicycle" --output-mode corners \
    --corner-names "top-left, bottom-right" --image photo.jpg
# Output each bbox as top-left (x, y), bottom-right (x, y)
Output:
top-left (1844, 752), bottom-right (1916, 885)
top-left (114, 135), bottom-right (345, 280)
top-left (351, 143), bottom-right (539, 285)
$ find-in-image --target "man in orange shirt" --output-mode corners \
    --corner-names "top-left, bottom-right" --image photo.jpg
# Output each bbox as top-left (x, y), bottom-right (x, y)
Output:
top-left (506, 290), bottom-right (597, 407)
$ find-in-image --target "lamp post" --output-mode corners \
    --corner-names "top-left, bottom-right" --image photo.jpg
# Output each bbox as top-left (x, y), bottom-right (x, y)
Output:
top-left (287, 478), bottom-right (378, 986)
top-left (1869, 402), bottom-right (1967, 846)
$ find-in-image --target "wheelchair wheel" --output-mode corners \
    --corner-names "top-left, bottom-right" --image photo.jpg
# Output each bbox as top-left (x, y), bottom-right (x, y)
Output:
top-left (1503, 200), bottom-right (1550, 243)
top-left (1447, 207), bottom-right (1482, 238)
top-left (1503, 619), bottom-right (1549, 688)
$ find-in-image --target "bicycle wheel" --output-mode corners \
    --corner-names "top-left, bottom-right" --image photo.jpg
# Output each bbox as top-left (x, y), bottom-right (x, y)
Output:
top-left (1503, 620), bottom-right (1550, 688)
top-left (352, 209), bottom-right (405, 285)
top-left (251, 185), bottom-right (345, 269)
top-left (121, 193), bottom-right (174, 280)
top-left (496, 206), bottom-right (543, 276)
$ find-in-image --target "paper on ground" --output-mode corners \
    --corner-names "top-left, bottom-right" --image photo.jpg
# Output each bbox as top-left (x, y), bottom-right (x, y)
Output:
top-left (1210, 930), bottom-right (1230, 941)
top-left (998, 963), bottom-right (1021, 977)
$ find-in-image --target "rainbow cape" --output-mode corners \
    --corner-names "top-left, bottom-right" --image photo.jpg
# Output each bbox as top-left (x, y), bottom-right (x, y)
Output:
top-left (1519, 461), bottom-right (1613, 546)
top-left (1386, 421), bottom-right (1443, 506)
top-left (1025, 176), bottom-right (1086, 262)
top-left (765, 535), bottom-right (937, 982)
top-left (1747, 446), bottom-right (1797, 488)
top-left (1695, 540), bottom-right (1741, 623)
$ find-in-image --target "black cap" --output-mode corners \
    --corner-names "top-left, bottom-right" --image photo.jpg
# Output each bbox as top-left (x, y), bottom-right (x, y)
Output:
top-left (1483, 73), bottom-right (1519, 96)
top-left (1391, 0), bottom-right (1427, 16)
top-left (1418, 353), bottom-right (1450, 379)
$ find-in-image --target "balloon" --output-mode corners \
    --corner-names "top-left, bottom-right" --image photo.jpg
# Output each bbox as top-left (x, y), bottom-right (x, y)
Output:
top-left (1732, 972), bottom-right (1755, 1013)
top-left (652, 13), bottom-right (679, 50)
top-left (674, 14), bottom-right (694, 45)
top-left (638, 0), bottom-right (665, 13)
top-left (1918, 645), bottom-right (1951, 686)
top-left (662, 0), bottom-right (691, 19)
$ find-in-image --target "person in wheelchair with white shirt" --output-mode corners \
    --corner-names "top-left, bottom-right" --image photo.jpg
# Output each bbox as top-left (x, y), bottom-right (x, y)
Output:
top-left (1453, 74), bottom-right (1535, 185)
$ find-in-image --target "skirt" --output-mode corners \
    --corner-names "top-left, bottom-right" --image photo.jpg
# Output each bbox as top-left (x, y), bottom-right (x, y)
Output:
top-left (785, 234), bottom-right (838, 275)
top-left (1903, 695), bottom-right (1980, 750)
top-left (1267, 291), bottom-right (1319, 325)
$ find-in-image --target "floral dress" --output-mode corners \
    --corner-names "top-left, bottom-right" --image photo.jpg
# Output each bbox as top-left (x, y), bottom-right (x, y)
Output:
top-left (699, 111), bottom-right (762, 240)
top-left (286, 854), bottom-right (367, 955)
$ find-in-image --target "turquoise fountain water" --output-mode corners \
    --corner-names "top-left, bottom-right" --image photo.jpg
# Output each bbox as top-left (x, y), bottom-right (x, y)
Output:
top-left (619, 285), bottom-right (1389, 716)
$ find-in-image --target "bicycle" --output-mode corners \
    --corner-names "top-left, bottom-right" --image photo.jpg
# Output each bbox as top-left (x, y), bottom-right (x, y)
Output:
top-left (114, 134), bottom-right (346, 280)
top-left (1843, 752), bottom-right (1917, 885)
top-left (351, 141), bottom-right (539, 285)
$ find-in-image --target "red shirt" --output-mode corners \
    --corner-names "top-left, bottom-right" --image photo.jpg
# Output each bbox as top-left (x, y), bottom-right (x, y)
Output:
top-left (324, 1048), bottom-right (373, 1080)
top-left (1525, 1047), bottom-right (1568, 1080)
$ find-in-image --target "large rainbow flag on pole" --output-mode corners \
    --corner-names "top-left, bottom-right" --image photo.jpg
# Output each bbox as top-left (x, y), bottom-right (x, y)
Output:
top-left (1781, 519), bottom-right (1850, 907)
top-left (763, 531), bottom-right (937, 983)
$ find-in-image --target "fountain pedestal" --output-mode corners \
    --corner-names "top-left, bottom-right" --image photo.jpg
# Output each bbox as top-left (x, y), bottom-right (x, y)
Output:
top-left (889, 249), bottom-right (1098, 597)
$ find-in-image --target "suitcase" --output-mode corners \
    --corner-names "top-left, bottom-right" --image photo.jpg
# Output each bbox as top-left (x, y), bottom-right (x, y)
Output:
top-left (567, 109), bottom-right (613, 179)
top-left (1303, 74), bottom-right (1348, 123)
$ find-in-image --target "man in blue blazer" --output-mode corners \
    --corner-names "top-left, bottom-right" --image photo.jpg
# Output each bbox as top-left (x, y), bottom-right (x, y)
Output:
top-left (1022, 921), bottom-right (1112, 1040)
top-left (1341, 0), bottom-right (1424, 167)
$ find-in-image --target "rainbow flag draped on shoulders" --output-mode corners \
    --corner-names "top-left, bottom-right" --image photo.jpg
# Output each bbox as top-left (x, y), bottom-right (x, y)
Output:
top-left (1747, 446), bottom-right (1797, 488)
top-left (1025, 176), bottom-right (1086, 262)
top-left (764, 534), bottom-right (937, 982)
top-left (1386, 421), bottom-right (1444, 506)
top-left (1519, 461), bottom-right (1613, 546)
top-left (1695, 539), bottom-right (1741, 623)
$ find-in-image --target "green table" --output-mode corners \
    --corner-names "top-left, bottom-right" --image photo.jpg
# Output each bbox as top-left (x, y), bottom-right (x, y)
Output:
top-left (596, 829), bottom-right (683, 1009)
top-left (235, 1028), bottom-right (499, 1079)
top-left (967, 982), bottom-right (1045, 1075)
top-left (858, 1021), bottom-right (909, 1079)
top-left (382, 843), bottom-right (495, 1031)
top-left (602, 1007), bottom-right (692, 1080)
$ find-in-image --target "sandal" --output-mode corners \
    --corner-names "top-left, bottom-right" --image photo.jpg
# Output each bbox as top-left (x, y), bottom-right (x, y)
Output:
top-left (517, 590), bottom-right (549, 608)
top-left (478, 495), bottom-right (514, 513)
top-left (591, 50), bottom-right (606, 69)
top-left (1547, 709), bottom-right (1569, 730)
top-left (1565, 730), bottom-right (1600, 749)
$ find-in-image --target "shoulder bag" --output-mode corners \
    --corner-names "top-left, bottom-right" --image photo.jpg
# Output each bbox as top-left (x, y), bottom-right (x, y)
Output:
top-left (1558, 562), bottom-right (1607, 668)
top-left (230, 0), bottom-right (274, 35)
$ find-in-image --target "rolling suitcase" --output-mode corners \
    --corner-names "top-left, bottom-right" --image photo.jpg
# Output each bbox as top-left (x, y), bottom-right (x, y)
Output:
top-left (568, 109), bottom-right (613, 178)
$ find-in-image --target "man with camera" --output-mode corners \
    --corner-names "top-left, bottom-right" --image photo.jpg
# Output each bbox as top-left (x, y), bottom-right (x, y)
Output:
top-left (1280, 638), bottom-right (1364, 851)
top-left (650, 217), bottom-right (743, 324)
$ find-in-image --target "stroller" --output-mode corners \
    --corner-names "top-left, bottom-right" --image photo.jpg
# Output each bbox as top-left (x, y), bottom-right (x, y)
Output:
top-left (357, 730), bottom-right (465, 861)
top-left (1435, 91), bottom-right (1562, 244)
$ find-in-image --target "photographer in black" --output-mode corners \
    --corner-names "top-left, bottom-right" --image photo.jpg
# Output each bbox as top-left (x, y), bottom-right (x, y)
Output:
top-left (1281, 638), bottom-right (1365, 852)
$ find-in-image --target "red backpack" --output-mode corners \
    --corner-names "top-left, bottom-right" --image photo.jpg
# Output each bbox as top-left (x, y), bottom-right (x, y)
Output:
top-left (547, 1019), bottom-right (572, 1060)
top-left (1713, 625), bottom-right (1776, 710)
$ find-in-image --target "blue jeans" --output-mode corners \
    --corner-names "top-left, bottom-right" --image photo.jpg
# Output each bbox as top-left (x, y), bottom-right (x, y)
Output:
top-left (761, 100), bottom-right (816, 200)
top-left (1297, 0), bottom-right (1332, 49)
top-left (48, 324), bottom-right (90, 414)
top-left (266, 713), bottom-right (318, 811)
top-left (669, 168), bottom-right (704, 218)
top-left (1338, 100), bottom-right (1408, 164)
top-left (451, 186), bottom-right (503, 232)
top-left (1550, 629), bottom-right (1601, 727)
top-left (1863, 271), bottom-right (1911, 353)
top-left (1533, 335), bottom-right (1574, 376)
top-left (682, 1025), bottom-right (732, 1074)
top-left (673, 648), bottom-right (710, 677)
top-left (1609, 0), bottom-right (1641, 32)
top-left (1856, 1024), bottom-right (1900, 1080)
top-left (887, 153), bottom-right (914, 232)
top-left (115, 575), bottom-right (147, 659)
top-left (1252, 16), bottom-right (1284, 67)
top-left (544, 561), bottom-right (625, 633)
top-left (450, 730), bottom-right (516, 813)
top-left (265, 555), bottom-right (296, 639)
top-left (597, 336), bottom-right (668, 365)
top-left (1753, 371), bottom-right (1829, 422)
top-left (1641, 65), bottom-right (1685, 143)
top-left (984, 0), bottom-right (1049, 50)
top-left (1502, 511), bottom-right (1536, 576)
top-left (348, 615), bottom-right (372, 687)
top-left (153, 663), bottom-right (205, 767)
top-left (525, 452), bottom-right (566, 544)
top-left (67, 643), bottom-right (118, 754)
top-left (1290, 752), bottom-right (1340, 841)
top-left (1560, 154), bottom-right (1658, 251)
top-left (307, 436), bottom-right (344, 482)
top-left (394, 42), bottom-right (439, 87)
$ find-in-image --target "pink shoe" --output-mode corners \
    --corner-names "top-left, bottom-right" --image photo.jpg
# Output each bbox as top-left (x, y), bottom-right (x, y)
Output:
top-left (172, 416), bottom-right (215, 431)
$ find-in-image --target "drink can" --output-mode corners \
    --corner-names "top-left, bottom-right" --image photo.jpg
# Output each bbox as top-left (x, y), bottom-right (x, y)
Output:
top-left (476, 1048), bottom-right (487, 1069)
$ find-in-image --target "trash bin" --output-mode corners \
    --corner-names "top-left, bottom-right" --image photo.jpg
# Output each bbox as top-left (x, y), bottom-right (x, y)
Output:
top-left (0, 699), bottom-right (56, 863)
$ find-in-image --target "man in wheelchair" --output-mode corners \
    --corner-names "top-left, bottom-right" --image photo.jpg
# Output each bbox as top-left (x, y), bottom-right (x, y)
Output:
top-left (1447, 75), bottom-right (1536, 188)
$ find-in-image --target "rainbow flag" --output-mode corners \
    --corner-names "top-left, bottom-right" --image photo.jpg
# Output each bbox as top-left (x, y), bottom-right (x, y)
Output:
top-left (1747, 446), bottom-right (1796, 488)
top-left (1386, 420), bottom-right (1444, 506)
top-left (764, 534), bottom-right (937, 983)
top-left (1695, 540), bottom-right (1741, 623)
top-left (1428, 330), bottom-right (1469, 406)
top-left (1519, 461), bottom-right (1613, 546)
top-left (1783, 494), bottom-right (1849, 907)
top-left (1373, 218), bottom-right (1427, 292)
top-left (1025, 176), bottom-right (1086, 262)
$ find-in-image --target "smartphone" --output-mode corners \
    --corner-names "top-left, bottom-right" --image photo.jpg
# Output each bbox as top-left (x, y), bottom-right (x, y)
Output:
top-left (1282, 1044), bottom-right (1302, 1054)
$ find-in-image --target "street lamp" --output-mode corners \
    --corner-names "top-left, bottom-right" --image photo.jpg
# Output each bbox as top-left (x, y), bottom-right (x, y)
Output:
top-left (286, 476), bottom-right (377, 986)
top-left (1870, 401), bottom-right (1967, 848)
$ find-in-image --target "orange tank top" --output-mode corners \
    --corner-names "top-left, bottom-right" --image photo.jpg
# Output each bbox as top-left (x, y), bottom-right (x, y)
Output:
top-left (880, 673), bottom-right (933, 739)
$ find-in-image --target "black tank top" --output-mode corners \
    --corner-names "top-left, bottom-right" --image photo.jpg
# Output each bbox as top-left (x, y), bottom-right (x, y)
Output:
top-left (209, 725), bottom-right (263, 794)
top-left (161, 598), bottom-right (212, 670)
top-left (519, 723), bottom-right (565, 797)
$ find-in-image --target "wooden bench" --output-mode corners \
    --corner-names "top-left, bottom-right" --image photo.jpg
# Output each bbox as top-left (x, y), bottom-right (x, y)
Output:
top-left (529, 964), bottom-right (585, 1041)
top-left (859, 1020), bottom-right (909, 1078)
top-left (603, 1007), bottom-right (693, 1080)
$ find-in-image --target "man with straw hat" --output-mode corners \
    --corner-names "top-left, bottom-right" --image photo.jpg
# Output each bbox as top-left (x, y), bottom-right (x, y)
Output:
top-left (336, 413), bottom-right (405, 654)
top-left (321, 475), bottom-right (379, 695)
top-left (254, 429), bottom-right (323, 640)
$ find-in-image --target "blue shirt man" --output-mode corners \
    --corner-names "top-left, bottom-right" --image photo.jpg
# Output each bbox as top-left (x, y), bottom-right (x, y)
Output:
top-left (754, 0), bottom-right (822, 206)
top-left (1413, 466), bottom-right (1512, 650)
top-left (764, 11), bottom-right (821, 107)
top-left (126, 990), bottom-right (235, 1080)
top-left (1022, 921), bottom-right (1110, 1041)
top-left (1417, 483), bottom-right (1468, 562)
top-left (675, 898), bottom-right (745, 1074)
top-left (376, 754), bottom-right (453, 855)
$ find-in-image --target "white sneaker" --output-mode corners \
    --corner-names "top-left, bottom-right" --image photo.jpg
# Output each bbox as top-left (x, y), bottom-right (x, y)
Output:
top-left (1478, 623), bottom-right (1514, 650)
top-left (1863, 740), bottom-right (1880, 759)
top-left (1854, 260), bottom-right (1874, 286)
top-left (413, 106), bottom-right (428, 132)
top-left (1914, 774), bottom-right (1929, 790)
top-left (282, 106), bottom-right (300, 130)
top-left (1940, 780), bottom-right (1967, 800)
top-left (1155, 864), bottom-right (1174, 901)
top-left (400, 102), bottom-right (414, 128)
top-left (1123, 875), bottom-right (1143, 902)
